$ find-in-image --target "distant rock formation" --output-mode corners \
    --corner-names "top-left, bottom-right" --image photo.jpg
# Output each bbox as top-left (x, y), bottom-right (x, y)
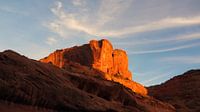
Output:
top-left (0, 50), bottom-right (175, 112)
top-left (40, 39), bottom-right (147, 95)
top-left (148, 70), bottom-right (200, 112)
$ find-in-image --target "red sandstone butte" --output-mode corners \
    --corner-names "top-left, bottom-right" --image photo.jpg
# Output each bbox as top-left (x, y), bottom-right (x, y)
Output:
top-left (40, 39), bottom-right (147, 95)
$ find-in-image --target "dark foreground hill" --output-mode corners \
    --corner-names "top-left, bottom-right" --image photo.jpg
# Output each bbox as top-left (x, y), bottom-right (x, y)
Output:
top-left (0, 50), bottom-right (175, 112)
top-left (148, 70), bottom-right (200, 112)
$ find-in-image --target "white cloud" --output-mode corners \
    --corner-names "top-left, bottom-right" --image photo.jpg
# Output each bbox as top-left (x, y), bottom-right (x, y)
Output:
top-left (142, 73), bottom-right (169, 86)
top-left (47, 1), bottom-right (200, 38)
top-left (128, 43), bottom-right (200, 55)
top-left (0, 6), bottom-right (28, 16)
top-left (161, 56), bottom-right (200, 64)
top-left (134, 68), bottom-right (174, 86)
top-left (142, 75), bottom-right (165, 85)
top-left (176, 33), bottom-right (200, 40)
top-left (96, 0), bottom-right (132, 26)
top-left (46, 37), bottom-right (57, 45)
top-left (47, 1), bottom-right (99, 38)
top-left (114, 32), bottom-right (200, 46)
top-left (72, 0), bottom-right (85, 6)
top-left (106, 16), bottom-right (200, 37)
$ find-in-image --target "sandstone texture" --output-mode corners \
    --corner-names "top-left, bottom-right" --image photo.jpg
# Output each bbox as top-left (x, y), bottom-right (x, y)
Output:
top-left (40, 39), bottom-right (147, 95)
top-left (0, 50), bottom-right (175, 112)
top-left (148, 70), bottom-right (200, 112)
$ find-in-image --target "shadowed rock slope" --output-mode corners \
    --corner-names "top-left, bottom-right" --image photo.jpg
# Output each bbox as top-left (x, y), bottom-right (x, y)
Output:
top-left (40, 39), bottom-right (147, 95)
top-left (148, 70), bottom-right (200, 112)
top-left (0, 50), bottom-right (175, 112)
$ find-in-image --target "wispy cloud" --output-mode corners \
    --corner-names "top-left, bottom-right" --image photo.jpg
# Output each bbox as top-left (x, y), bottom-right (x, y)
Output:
top-left (47, 1), bottom-right (99, 38)
top-left (47, 1), bottom-right (200, 38)
top-left (161, 55), bottom-right (200, 64)
top-left (0, 6), bottom-right (28, 16)
top-left (142, 73), bottom-right (169, 86)
top-left (176, 33), bottom-right (200, 40)
top-left (47, 0), bottom-right (133, 38)
top-left (96, 0), bottom-right (132, 26)
top-left (138, 67), bottom-right (176, 86)
top-left (128, 43), bottom-right (200, 55)
top-left (102, 16), bottom-right (200, 37)
top-left (115, 32), bottom-right (200, 46)
top-left (46, 37), bottom-right (57, 45)
top-left (71, 0), bottom-right (86, 7)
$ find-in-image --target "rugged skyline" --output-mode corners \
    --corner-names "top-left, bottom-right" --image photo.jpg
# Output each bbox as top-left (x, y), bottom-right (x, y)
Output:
top-left (0, 0), bottom-right (200, 86)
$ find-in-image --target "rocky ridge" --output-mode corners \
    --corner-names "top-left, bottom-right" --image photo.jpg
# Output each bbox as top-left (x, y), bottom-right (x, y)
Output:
top-left (40, 39), bottom-right (147, 95)
top-left (0, 50), bottom-right (175, 112)
top-left (148, 70), bottom-right (200, 112)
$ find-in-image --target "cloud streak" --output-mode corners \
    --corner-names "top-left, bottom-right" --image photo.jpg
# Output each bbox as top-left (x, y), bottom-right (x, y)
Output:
top-left (46, 37), bottom-right (57, 45)
top-left (0, 6), bottom-right (28, 16)
top-left (128, 42), bottom-right (200, 55)
top-left (114, 32), bottom-right (200, 46)
top-left (102, 16), bottom-right (200, 37)
top-left (47, 1), bottom-right (200, 38)
top-left (142, 73), bottom-right (169, 86)
top-left (142, 72), bottom-right (171, 86)
top-left (161, 56), bottom-right (200, 64)
top-left (71, 0), bottom-right (85, 6)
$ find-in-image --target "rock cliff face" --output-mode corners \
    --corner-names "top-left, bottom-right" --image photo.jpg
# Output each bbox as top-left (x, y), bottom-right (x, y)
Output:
top-left (148, 70), bottom-right (200, 112)
top-left (40, 39), bottom-right (147, 95)
top-left (0, 50), bottom-right (175, 112)
top-left (89, 40), bottom-right (132, 80)
top-left (41, 39), bottom-right (131, 80)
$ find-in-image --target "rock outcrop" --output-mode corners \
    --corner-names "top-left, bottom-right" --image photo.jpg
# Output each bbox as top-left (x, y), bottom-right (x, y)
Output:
top-left (148, 70), bottom-right (200, 112)
top-left (41, 39), bottom-right (131, 80)
top-left (0, 50), bottom-right (175, 112)
top-left (40, 39), bottom-right (147, 95)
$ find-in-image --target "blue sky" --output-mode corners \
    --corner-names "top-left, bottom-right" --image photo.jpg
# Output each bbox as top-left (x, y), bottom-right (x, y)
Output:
top-left (0, 0), bottom-right (200, 86)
